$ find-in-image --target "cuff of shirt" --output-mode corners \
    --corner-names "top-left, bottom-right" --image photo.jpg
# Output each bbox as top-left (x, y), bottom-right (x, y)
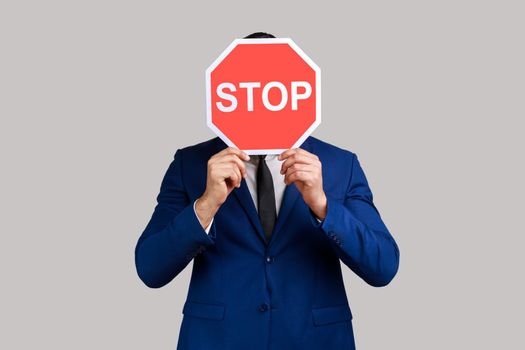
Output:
top-left (193, 199), bottom-right (214, 235)
top-left (309, 207), bottom-right (324, 226)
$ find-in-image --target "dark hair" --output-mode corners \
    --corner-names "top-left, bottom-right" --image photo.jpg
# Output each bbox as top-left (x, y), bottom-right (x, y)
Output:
top-left (244, 32), bottom-right (276, 39)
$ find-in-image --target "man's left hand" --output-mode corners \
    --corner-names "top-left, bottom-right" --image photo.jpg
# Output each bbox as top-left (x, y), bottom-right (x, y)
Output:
top-left (279, 148), bottom-right (327, 220)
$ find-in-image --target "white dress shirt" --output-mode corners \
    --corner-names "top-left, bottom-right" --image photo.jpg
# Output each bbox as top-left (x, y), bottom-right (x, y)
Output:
top-left (194, 154), bottom-right (320, 234)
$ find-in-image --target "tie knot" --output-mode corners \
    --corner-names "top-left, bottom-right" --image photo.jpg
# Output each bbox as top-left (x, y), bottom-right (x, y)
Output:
top-left (258, 155), bottom-right (267, 161)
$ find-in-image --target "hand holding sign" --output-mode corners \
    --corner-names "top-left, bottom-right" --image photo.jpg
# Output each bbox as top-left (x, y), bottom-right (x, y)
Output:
top-left (279, 148), bottom-right (327, 220)
top-left (195, 147), bottom-right (250, 228)
top-left (206, 38), bottom-right (321, 155)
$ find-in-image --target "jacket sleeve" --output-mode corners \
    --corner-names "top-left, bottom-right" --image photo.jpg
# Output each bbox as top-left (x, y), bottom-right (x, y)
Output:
top-left (310, 152), bottom-right (400, 287)
top-left (134, 149), bottom-right (216, 288)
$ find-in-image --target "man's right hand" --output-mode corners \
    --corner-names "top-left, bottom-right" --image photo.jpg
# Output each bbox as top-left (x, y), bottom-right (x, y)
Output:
top-left (195, 147), bottom-right (250, 229)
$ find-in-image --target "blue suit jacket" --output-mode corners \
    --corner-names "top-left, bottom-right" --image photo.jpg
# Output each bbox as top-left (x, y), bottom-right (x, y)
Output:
top-left (135, 136), bottom-right (400, 350)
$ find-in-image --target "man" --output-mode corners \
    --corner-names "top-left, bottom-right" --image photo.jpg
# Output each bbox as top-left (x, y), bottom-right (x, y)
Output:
top-left (135, 32), bottom-right (399, 350)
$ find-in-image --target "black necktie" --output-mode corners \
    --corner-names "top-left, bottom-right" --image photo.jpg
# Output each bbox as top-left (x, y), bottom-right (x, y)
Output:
top-left (256, 155), bottom-right (276, 242)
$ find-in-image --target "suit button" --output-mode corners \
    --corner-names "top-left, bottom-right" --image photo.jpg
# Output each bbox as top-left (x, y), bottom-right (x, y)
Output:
top-left (259, 303), bottom-right (269, 312)
top-left (265, 256), bottom-right (274, 263)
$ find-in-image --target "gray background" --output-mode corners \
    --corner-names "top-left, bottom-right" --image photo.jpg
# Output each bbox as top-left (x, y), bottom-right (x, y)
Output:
top-left (1, 0), bottom-right (523, 349)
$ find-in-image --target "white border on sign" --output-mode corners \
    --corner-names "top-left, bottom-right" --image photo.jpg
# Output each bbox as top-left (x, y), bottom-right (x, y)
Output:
top-left (205, 38), bottom-right (321, 155)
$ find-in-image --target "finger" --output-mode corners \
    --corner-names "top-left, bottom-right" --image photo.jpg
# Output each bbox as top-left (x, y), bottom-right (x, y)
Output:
top-left (281, 153), bottom-right (319, 175)
top-left (228, 164), bottom-right (242, 188)
top-left (294, 148), bottom-right (319, 160)
top-left (213, 147), bottom-right (250, 162)
top-left (278, 148), bottom-right (318, 161)
top-left (278, 148), bottom-right (298, 161)
top-left (215, 154), bottom-right (247, 177)
top-left (284, 170), bottom-right (313, 185)
top-left (209, 165), bottom-right (233, 182)
top-left (212, 163), bottom-right (242, 186)
top-left (284, 163), bottom-right (316, 177)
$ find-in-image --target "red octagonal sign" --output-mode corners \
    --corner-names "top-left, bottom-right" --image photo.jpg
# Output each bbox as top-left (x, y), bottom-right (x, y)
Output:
top-left (206, 38), bottom-right (321, 155)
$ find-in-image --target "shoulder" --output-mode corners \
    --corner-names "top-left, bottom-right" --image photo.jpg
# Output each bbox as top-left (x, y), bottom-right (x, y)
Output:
top-left (305, 136), bottom-right (356, 162)
top-left (173, 137), bottom-right (225, 161)
top-left (165, 138), bottom-right (223, 192)
top-left (179, 137), bottom-right (223, 154)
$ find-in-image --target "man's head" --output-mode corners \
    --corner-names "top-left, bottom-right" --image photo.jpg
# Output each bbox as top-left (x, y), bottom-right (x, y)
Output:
top-left (244, 32), bottom-right (276, 39)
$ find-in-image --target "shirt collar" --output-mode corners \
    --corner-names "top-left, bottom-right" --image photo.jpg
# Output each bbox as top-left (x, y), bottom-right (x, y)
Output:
top-left (248, 154), bottom-right (280, 165)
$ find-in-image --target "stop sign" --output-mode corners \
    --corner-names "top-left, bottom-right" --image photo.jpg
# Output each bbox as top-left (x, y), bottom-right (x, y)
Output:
top-left (206, 38), bottom-right (321, 154)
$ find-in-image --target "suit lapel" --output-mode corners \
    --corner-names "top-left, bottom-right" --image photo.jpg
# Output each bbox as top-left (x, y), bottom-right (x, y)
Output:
top-left (232, 180), bottom-right (266, 243)
top-left (269, 181), bottom-right (300, 244)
